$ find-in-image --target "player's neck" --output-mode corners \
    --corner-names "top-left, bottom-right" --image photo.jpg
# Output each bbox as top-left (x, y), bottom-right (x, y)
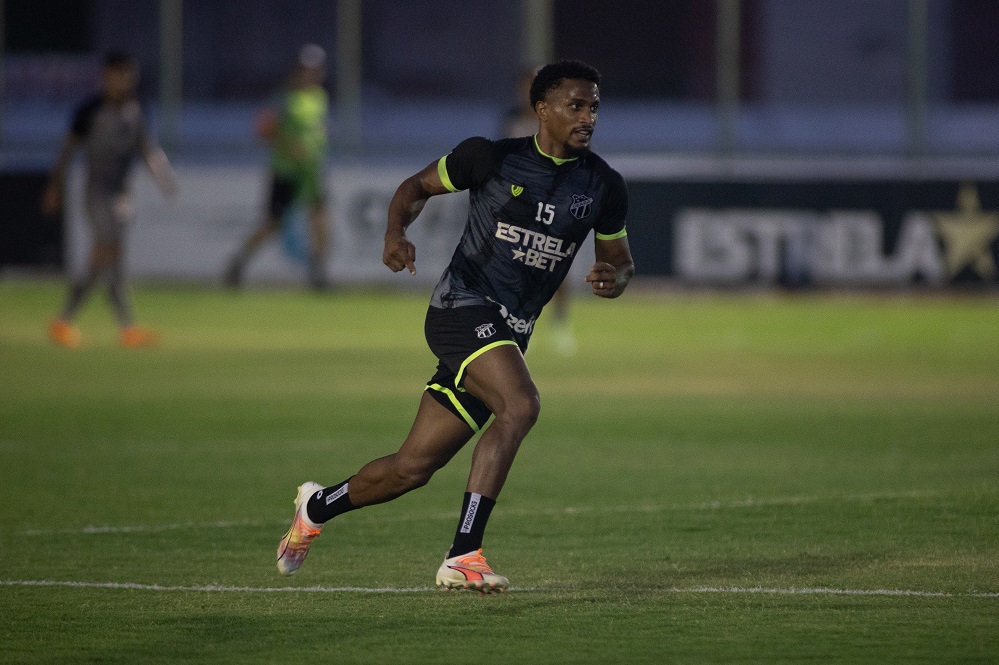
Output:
top-left (533, 134), bottom-right (580, 165)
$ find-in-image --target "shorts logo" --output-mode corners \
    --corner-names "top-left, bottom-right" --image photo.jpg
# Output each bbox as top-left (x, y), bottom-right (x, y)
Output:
top-left (570, 194), bottom-right (593, 219)
top-left (511, 185), bottom-right (524, 197)
top-left (475, 323), bottom-right (496, 339)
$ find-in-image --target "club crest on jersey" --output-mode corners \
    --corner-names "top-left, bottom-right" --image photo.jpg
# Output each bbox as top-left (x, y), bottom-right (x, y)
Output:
top-left (511, 184), bottom-right (524, 197)
top-left (475, 323), bottom-right (496, 339)
top-left (570, 194), bottom-right (593, 219)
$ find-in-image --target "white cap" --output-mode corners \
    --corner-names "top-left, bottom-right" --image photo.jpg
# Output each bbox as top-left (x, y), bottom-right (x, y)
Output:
top-left (298, 44), bottom-right (326, 69)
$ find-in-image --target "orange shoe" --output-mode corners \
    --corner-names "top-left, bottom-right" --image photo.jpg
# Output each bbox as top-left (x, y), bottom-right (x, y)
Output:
top-left (276, 482), bottom-right (325, 576)
top-left (49, 319), bottom-right (82, 348)
top-left (436, 548), bottom-right (509, 594)
top-left (119, 325), bottom-right (160, 349)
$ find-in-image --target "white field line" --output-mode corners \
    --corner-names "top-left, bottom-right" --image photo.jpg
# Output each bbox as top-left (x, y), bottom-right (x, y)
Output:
top-left (18, 489), bottom-right (940, 536)
top-left (0, 579), bottom-right (995, 598)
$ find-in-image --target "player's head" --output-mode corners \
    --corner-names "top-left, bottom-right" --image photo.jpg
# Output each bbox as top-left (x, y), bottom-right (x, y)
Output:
top-left (529, 60), bottom-right (600, 109)
top-left (293, 43), bottom-right (326, 87)
top-left (518, 65), bottom-right (541, 108)
top-left (532, 60), bottom-right (601, 156)
top-left (102, 51), bottom-right (139, 102)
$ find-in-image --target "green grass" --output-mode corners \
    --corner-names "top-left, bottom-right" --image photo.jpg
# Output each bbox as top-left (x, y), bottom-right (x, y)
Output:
top-left (1, 280), bottom-right (997, 664)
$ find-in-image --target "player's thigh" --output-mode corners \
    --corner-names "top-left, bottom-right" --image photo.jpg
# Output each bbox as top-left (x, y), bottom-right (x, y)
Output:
top-left (396, 392), bottom-right (476, 471)
top-left (85, 193), bottom-right (129, 247)
top-left (462, 344), bottom-right (539, 416)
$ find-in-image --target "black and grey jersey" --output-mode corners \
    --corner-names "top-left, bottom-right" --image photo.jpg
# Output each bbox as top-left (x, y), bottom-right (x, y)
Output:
top-left (70, 95), bottom-right (145, 196)
top-left (430, 135), bottom-right (628, 343)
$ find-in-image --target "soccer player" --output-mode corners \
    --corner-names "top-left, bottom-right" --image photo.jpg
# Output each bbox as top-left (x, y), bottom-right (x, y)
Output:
top-left (224, 44), bottom-right (332, 290)
top-left (276, 60), bottom-right (634, 593)
top-left (501, 65), bottom-right (578, 356)
top-left (42, 51), bottom-right (177, 349)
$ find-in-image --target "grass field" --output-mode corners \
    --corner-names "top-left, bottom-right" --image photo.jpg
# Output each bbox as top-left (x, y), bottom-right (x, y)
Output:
top-left (1, 280), bottom-right (997, 664)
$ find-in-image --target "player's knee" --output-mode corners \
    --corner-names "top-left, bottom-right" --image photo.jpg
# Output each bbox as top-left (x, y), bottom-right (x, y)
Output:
top-left (495, 389), bottom-right (541, 434)
top-left (391, 456), bottom-right (437, 491)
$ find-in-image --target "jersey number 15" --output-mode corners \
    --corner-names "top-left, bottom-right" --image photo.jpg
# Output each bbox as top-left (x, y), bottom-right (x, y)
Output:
top-left (535, 202), bottom-right (555, 225)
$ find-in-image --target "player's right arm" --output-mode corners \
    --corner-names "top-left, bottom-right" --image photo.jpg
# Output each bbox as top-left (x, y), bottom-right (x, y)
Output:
top-left (42, 97), bottom-right (99, 217)
top-left (40, 132), bottom-right (80, 217)
top-left (383, 160), bottom-right (452, 276)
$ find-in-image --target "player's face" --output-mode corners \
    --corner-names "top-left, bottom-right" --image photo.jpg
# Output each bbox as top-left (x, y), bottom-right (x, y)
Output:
top-left (103, 65), bottom-right (138, 102)
top-left (538, 78), bottom-right (600, 157)
top-left (294, 64), bottom-right (325, 88)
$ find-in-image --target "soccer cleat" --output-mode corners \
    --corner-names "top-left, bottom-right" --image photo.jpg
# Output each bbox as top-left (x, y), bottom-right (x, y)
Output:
top-left (276, 481), bottom-right (324, 576)
top-left (119, 326), bottom-right (160, 349)
top-left (435, 548), bottom-right (509, 594)
top-left (49, 319), bottom-right (82, 348)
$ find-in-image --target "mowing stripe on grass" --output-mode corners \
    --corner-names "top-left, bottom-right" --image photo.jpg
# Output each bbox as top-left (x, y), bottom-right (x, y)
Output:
top-left (17, 489), bottom-right (946, 536)
top-left (0, 580), bottom-right (431, 593)
top-left (685, 586), bottom-right (999, 598)
top-left (1, 580), bottom-right (995, 598)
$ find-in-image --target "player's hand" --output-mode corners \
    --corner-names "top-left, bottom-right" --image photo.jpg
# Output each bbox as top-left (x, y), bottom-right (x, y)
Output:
top-left (40, 184), bottom-right (61, 217)
top-left (384, 232), bottom-right (417, 275)
top-left (254, 109), bottom-right (278, 142)
top-left (585, 261), bottom-right (618, 297)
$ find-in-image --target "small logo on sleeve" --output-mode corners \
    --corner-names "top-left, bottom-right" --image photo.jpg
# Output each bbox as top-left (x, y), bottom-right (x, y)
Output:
top-left (475, 323), bottom-right (496, 339)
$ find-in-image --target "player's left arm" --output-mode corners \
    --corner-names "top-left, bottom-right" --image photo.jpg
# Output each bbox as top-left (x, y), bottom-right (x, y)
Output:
top-left (138, 130), bottom-right (178, 198)
top-left (587, 235), bottom-right (634, 298)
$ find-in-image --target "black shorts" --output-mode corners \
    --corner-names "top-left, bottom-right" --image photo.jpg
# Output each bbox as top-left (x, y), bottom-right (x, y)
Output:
top-left (268, 175), bottom-right (297, 220)
top-left (424, 305), bottom-right (522, 431)
top-left (267, 173), bottom-right (327, 220)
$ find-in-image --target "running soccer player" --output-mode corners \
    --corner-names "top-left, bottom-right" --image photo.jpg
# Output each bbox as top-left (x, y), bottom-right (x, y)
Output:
top-left (43, 51), bottom-right (177, 349)
top-left (501, 65), bottom-right (578, 356)
top-left (276, 60), bottom-right (634, 593)
top-left (224, 44), bottom-right (332, 290)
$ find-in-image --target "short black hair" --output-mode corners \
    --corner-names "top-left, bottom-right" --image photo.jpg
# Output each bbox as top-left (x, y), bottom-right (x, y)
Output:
top-left (529, 60), bottom-right (601, 108)
top-left (104, 51), bottom-right (137, 69)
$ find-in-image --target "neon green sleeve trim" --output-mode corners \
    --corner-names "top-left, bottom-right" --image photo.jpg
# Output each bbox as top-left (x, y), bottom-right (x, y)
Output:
top-left (437, 155), bottom-right (460, 193)
top-left (595, 227), bottom-right (628, 241)
top-left (456, 340), bottom-right (519, 390)
top-left (426, 383), bottom-right (480, 431)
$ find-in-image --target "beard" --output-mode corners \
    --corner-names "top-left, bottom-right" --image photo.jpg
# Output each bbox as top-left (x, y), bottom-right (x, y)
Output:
top-left (562, 138), bottom-right (591, 157)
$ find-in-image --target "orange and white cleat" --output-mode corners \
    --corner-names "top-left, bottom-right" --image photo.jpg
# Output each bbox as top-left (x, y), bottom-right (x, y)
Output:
top-left (49, 319), bottom-right (82, 349)
top-left (276, 482), bottom-right (324, 576)
top-left (119, 325), bottom-right (160, 349)
top-left (435, 548), bottom-right (509, 594)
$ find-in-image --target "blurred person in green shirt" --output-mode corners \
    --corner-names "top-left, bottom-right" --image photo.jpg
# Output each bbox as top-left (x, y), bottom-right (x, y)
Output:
top-left (225, 44), bottom-right (331, 290)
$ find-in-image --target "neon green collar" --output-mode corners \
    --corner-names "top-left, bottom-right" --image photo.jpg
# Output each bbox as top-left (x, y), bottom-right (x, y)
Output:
top-left (533, 135), bottom-right (578, 166)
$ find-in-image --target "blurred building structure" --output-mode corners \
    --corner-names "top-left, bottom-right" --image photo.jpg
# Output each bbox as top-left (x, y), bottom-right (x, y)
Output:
top-left (0, 0), bottom-right (997, 160)
top-left (2, 0), bottom-right (998, 289)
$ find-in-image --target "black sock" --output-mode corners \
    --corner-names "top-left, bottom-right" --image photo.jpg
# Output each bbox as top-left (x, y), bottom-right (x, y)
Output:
top-left (305, 478), bottom-right (358, 524)
top-left (447, 492), bottom-right (496, 558)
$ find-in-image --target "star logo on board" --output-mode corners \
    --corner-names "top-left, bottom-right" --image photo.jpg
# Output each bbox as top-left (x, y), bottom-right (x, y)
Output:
top-left (512, 248), bottom-right (526, 262)
top-left (931, 183), bottom-right (999, 280)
